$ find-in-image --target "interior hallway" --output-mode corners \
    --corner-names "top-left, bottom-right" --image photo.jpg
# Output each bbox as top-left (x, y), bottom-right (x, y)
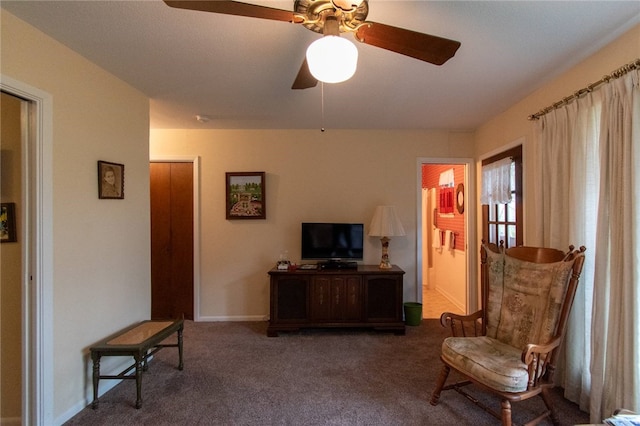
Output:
top-left (423, 287), bottom-right (464, 319)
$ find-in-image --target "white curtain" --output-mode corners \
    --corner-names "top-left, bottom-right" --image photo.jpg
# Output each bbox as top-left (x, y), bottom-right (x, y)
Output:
top-left (480, 157), bottom-right (512, 204)
top-left (590, 71), bottom-right (640, 421)
top-left (439, 168), bottom-right (455, 187)
top-left (533, 69), bottom-right (639, 422)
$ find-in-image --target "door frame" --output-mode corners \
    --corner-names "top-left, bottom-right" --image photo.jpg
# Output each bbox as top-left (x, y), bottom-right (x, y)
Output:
top-left (149, 156), bottom-right (201, 321)
top-left (415, 157), bottom-right (477, 313)
top-left (1, 75), bottom-right (54, 425)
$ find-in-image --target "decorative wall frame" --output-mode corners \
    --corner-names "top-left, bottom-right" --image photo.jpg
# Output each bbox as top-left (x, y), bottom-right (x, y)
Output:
top-left (225, 172), bottom-right (265, 220)
top-left (1, 203), bottom-right (17, 243)
top-left (456, 183), bottom-right (465, 214)
top-left (98, 161), bottom-right (124, 199)
top-left (439, 186), bottom-right (455, 214)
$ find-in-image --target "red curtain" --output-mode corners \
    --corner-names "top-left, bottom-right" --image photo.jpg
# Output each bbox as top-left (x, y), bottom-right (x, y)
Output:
top-left (439, 187), bottom-right (454, 214)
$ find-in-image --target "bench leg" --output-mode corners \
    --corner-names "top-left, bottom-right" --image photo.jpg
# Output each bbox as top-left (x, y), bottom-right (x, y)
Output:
top-left (178, 325), bottom-right (184, 371)
top-left (91, 354), bottom-right (100, 409)
top-left (134, 355), bottom-right (144, 409)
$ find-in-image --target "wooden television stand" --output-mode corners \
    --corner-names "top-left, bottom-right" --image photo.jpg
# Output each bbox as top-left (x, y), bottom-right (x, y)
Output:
top-left (267, 265), bottom-right (405, 337)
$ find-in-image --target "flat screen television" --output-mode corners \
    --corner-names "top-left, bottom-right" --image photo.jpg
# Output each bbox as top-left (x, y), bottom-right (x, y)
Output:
top-left (301, 222), bottom-right (364, 261)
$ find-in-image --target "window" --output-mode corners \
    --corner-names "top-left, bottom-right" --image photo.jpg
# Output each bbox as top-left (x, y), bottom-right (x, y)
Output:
top-left (481, 145), bottom-right (522, 248)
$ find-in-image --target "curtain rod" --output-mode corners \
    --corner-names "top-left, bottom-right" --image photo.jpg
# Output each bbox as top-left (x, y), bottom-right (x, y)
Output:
top-left (528, 58), bottom-right (640, 121)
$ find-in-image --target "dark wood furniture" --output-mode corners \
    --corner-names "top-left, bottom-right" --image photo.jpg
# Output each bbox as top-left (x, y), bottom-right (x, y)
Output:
top-left (430, 244), bottom-right (586, 426)
top-left (90, 317), bottom-right (184, 409)
top-left (267, 265), bottom-right (405, 336)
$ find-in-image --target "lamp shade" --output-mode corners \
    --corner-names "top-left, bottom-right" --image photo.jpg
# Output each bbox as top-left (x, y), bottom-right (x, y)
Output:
top-left (368, 205), bottom-right (406, 237)
top-left (306, 35), bottom-right (358, 84)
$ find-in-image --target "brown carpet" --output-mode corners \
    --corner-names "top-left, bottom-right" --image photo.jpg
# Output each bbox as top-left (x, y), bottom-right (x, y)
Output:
top-left (65, 320), bottom-right (589, 425)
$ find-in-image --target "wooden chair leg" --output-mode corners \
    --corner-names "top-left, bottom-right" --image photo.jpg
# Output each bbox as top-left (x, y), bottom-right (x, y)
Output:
top-left (430, 364), bottom-right (451, 405)
top-left (540, 388), bottom-right (560, 425)
top-left (501, 399), bottom-right (512, 426)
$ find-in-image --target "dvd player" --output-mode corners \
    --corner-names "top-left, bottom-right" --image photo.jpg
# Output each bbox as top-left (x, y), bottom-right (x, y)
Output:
top-left (317, 261), bottom-right (358, 271)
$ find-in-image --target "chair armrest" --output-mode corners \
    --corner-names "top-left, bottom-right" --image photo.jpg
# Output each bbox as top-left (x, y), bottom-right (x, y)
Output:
top-left (521, 335), bottom-right (562, 388)
top-left (521, 336), bottom-right (561, 364)
top-left (440, 310), bottom-right (484, 337)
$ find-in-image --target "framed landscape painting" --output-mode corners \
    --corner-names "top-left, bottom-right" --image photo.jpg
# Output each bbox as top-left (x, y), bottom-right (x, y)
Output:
top-left (225, 172), bottom-right (265, 220)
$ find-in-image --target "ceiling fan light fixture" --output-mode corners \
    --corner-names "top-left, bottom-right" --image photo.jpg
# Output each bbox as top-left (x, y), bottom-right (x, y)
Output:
top-left (306, 35), bottom-right (358, 84)
top-left (331, 0), bottom-right (365, 12)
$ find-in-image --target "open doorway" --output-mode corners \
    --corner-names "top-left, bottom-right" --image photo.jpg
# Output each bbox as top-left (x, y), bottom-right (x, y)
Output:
top-left (416, 159), bottom-right (476, 319)
top-left (1, 77), bottom-right (54, 426)
top-left (1, 91), bottom-right (25, 425)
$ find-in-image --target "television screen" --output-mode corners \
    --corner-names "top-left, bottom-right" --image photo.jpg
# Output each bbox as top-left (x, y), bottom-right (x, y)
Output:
top-left (301, 223), bottom-right (364, 260)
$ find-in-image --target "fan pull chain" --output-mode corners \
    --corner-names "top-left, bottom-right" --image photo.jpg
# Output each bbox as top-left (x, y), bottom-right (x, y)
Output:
top-left (321, 82), bottom-right (325, 132)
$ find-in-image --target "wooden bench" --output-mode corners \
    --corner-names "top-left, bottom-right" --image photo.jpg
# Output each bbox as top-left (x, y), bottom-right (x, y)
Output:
top-left (90, 317), bottom-right (184, 409)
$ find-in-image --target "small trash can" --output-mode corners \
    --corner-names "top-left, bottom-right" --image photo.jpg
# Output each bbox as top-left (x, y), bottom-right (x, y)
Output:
top-left (403, 302), bottom-right (423, 326)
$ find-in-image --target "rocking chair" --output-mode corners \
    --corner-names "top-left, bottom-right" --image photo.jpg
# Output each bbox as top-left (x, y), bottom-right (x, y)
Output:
top-left (430, 243), bottom-right (586, 426)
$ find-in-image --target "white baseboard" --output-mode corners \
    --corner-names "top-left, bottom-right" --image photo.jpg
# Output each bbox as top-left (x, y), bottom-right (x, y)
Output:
top-left (434, 286), bottom-right (466, 313)
top-left (55, 375), bottom-right (124, 426)
top-left (54, 356), bottom-right (135, 425)
top-left (55, 316), bottom-right (267, 424)
top-left (196, 315), bottom-right (267, 322)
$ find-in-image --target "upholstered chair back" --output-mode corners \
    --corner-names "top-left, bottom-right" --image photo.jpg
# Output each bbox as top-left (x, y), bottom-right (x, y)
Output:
top-left (483, 245), bottom-right (576, 350)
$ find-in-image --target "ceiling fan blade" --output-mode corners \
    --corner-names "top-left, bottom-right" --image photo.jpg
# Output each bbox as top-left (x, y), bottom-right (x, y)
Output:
top-left (292, 58), bottom-right (318, 90)
top-left (163, 1), bottom-right (301, 23)
top-left (356, 22), bottom-right (460, 65)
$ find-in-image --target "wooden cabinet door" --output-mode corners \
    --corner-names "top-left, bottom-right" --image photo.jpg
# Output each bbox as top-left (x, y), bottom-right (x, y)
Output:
top-left (150, 162), bottom-right (194, 320)
top-left (311, 276), bottom-right (361, 321)
top-left (364, 275), bottom-right (402, 322)
top-left (310, 277), bottom-right (332, 320)
top-left (272, 276), bottom-right (308, 321)
top-left (343, 276), bottom-right (362, 320)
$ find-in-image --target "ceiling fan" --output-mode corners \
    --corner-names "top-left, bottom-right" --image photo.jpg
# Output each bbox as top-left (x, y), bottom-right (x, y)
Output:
top-left (163, 0), bottom-right (461, 89)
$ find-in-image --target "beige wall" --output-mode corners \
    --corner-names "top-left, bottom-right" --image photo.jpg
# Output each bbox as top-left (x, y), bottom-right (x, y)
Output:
top-left (1, 92), bottom-right (23, 420)
top-left (2, 4), bottom-right (638, 423)
top-left (150, 129), bottom-right (475, 318)
top-left (1, 10), bottom-right (150, 423)
top-left (474, 24), bottom-right (640, 245)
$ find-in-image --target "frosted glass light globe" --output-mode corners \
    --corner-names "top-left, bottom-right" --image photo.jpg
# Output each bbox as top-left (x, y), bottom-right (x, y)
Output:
top-left (306, 36), bottom-right (358, 84)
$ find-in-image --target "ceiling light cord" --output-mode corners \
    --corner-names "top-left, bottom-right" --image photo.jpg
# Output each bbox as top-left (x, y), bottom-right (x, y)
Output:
top-left (321, 82), bottom-right (325, 132)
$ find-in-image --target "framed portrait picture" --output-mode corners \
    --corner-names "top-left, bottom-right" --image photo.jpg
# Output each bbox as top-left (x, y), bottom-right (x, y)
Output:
top-left (1, 203), bottom-right (17, 243)
top-left (225, 172), bottom-right (266, 220)
top-left (98, 161), bottom-right (124, 199)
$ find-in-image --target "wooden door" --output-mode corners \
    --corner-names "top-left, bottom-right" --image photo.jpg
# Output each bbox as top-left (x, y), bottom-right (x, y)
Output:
top-left (150, 162), bottom-right (194, 320)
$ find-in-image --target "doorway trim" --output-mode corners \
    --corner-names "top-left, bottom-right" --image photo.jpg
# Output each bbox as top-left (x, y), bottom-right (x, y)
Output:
top-left (415, 157), bottom-right (477, 313)
top-left (1, 75), bottom-right (54, 425)
top-left (149, 156), bottom-right (201, 321)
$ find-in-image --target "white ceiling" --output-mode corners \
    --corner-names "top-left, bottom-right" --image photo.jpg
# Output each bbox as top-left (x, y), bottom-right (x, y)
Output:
top-left (3, 1), bottom-right (639, 130)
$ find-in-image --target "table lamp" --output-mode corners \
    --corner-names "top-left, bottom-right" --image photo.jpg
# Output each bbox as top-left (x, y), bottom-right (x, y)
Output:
top-left (368, 205), bottom-right (406, 269)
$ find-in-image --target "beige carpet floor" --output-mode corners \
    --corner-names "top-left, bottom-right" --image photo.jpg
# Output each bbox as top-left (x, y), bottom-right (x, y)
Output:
top-left (65, 320), bottom-right (589, 426)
